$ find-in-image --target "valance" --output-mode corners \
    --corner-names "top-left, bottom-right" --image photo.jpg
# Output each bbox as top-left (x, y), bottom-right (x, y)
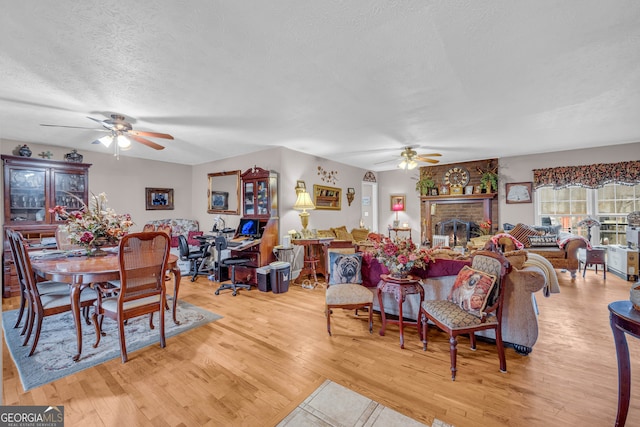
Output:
top-left (532, 160), bottom-right (640, 189)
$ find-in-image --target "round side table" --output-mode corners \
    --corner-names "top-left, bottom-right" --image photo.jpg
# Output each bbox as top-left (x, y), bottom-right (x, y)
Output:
top-left (378, 274), bottom-right (424, 349)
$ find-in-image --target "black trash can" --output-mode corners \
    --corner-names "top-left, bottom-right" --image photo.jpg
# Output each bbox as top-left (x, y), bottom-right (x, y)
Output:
top-left (256, 266), bottom-right (271, 292)
top-left (270, 261), bottom-right (291, 294)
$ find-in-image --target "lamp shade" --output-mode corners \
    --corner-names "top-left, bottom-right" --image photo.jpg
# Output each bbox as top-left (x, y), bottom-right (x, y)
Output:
top-left (293, 191), bottom-right (315, 211)
top-left (392, 203), bottom-right (404, 212)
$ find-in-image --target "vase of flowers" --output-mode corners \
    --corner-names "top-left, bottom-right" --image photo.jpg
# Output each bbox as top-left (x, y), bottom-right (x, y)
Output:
top-left (366, 234), bottom-right (432, 279)
top-left (49, 192), bottom-right (133, 256)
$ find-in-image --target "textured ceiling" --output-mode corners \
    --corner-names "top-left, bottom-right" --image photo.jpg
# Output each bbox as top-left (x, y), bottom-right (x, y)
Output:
top-left (1, 1), bottom-right (639, 170)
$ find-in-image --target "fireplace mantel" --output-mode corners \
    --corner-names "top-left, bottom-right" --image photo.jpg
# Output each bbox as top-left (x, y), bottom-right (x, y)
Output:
top-left (420, 193), bottom-right (497, 246)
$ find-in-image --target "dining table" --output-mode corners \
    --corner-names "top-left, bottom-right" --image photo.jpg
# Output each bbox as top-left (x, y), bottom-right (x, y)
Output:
top-left (30, 252), bottom-right (180, 362)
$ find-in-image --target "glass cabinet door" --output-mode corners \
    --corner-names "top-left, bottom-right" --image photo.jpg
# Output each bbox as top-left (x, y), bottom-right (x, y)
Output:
top-left (53, 171), bottom-right (86, 212)
top-left (244, 181), bottom-right (255, 216)
top-left (8, 168), bottom-right (46, 223)
top-left (256, 179), bottom-right (269, 216)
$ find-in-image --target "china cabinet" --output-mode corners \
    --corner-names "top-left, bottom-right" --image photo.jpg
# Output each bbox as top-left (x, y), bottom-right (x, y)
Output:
top-left (241, 166), bottom-right (278, 218)
top-left (2, 155), bottom-right (91, 297)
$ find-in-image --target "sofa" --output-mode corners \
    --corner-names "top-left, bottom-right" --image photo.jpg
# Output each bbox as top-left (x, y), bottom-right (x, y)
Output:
top-left (144, 218), bottom-right (201, 248)
top-left (499, 223), bottom-right (590, 278)
top-left (361, 254), bottom-right (546, 355)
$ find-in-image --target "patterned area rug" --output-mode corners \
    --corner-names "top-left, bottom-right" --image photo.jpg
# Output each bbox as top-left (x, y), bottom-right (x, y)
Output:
top-left (277, 380), bottom-right (453, 427)
top-left (2, 300), bottom-right (222, 391)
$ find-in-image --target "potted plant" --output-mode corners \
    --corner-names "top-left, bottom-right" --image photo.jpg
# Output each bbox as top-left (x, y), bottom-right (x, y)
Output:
top-left (415, 175), bottom-right (435, 196)
top-left (480, 171), bottom-right (498, 193)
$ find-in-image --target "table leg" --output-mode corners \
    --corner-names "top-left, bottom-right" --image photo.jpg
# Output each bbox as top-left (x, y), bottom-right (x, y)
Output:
top-left (398, 291), bottom-right (405, 349)
top-left (610, 314), bottom-right (631, 427)
top-left (70, 281), bottom-right (82, 362)
top-left (378, 287), bottom-right (387, 336)
top-left (172, 267), bottom-right (181, 325)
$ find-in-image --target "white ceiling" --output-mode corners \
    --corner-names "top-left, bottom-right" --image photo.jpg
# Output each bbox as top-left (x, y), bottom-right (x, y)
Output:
top-left (1, 1), bottom-right (639, 171)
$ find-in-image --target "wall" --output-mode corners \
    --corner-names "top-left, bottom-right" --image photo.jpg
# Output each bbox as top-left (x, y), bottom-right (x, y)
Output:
top-left (499, 141), bottom-right (640, 226)
top-left (0, 139), bottom-right (192, 231)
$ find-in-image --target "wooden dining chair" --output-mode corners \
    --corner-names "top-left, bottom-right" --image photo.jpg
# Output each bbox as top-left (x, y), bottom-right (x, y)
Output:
top-left (91, 231), bottom-right (170, 363)
top-left (142, 223), bottom-right (156, 232)
top-left (8, 229), bottom-right (96, 356)
top-left (420, 250), bottom-right (511, 380)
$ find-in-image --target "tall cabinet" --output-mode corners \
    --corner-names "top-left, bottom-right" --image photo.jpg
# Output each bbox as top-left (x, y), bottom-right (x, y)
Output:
top-left (2, 155), bottom-right (91, 297)
top-left (231, 166), bottom-right (279, 285)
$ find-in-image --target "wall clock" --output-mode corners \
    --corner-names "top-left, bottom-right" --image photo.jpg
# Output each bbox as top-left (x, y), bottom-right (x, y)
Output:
top-left (444, 166), bottom-right (470, 187)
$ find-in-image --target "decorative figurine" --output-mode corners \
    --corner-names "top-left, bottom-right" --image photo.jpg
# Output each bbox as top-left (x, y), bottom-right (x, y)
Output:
top-left (17, 145), bottom-right (32, 157)
top-left (64, 149), bottom-right (83, 163)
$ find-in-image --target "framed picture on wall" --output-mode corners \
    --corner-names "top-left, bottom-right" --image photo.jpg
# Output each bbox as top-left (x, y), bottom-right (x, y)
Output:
top-left (505, 182), bottom-right (533, 204)
top-left (146, 188), bottom-right (174, 210)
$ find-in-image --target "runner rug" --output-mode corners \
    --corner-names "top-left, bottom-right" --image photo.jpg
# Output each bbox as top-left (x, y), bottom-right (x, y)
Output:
top-left (2, 299), bottom-right (222, 391)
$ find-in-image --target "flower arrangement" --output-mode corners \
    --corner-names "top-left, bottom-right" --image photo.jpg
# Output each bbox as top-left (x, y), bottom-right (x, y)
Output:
top-left (49, 192), bottom-right (133, 253)
top-left (477, 219), bottom-right (492, 236)
top-left (366, 233), bottom-right (432, 278)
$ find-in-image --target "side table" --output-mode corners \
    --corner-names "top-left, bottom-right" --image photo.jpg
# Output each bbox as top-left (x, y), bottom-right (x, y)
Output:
top-left (378, 274), bottom-right (424, 349)
top-left (608, 300), bottom-right (640, 426)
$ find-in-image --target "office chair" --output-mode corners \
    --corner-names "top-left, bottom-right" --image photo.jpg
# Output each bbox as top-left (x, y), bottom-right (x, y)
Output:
top-left (178, 235), bottom-right (211, 282)
top-left (213, 236), bottom-right (252, 296)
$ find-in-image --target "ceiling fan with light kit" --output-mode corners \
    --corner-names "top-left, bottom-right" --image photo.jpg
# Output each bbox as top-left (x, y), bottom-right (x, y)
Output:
top-left (40, 114), bottom-right (174, 157)
top-left (378, 146), bottom-right (442, 170)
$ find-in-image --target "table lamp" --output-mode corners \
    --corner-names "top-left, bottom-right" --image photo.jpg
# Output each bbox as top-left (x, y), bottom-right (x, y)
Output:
top-left (392, 202), bottom-right (403, 227)
top-left (293, 191), bottom-right (315, 231)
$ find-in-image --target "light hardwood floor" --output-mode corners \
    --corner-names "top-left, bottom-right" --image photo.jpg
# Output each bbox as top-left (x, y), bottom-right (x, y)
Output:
top-left (3, 267), bottom-right (640, 426)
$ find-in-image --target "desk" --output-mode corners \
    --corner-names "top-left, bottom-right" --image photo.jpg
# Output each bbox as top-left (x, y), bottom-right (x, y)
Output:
top-left (378, 274), bottom-right (424, 349)
top-left (608, 300), bottom-right (640, 426)
top-left (31, 253), bottom-right (180, 362)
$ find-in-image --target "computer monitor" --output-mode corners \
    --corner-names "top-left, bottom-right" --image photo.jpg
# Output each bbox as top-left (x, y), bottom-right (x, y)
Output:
top-left (237, 218), bottom-right (259, 237)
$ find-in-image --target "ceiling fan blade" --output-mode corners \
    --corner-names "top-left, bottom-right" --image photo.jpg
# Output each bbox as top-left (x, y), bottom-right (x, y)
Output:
top-left (417, 153), bottom-right (442, 157)
top-left (419, 158), bottom-right (440, 164)
top-left (130, 135), bottom-right (165, 150)
top-left (128, 130), bottom-right (174, 140)
top-left (40, 124), bottom-right (109, 131)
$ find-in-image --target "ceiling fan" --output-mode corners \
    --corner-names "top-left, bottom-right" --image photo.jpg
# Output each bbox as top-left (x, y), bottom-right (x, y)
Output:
top-left (40, 114), bottom-right (174, 153)
top-left (395, 146), bottom-right (442, 170)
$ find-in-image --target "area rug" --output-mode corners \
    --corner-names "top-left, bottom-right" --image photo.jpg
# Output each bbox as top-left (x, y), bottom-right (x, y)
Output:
top-left (277, 380), bottom-right (453, 427)
top-left (2, 299), bottom-right (222, 391)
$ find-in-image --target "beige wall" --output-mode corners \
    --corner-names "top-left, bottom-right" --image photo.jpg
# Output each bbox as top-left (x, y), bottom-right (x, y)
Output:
top-left (3, 138), bottom-right (638, 239)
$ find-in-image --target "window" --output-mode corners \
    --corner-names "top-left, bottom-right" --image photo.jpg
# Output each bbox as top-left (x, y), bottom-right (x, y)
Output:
top-left (536, 183), bottom-right (640, 245)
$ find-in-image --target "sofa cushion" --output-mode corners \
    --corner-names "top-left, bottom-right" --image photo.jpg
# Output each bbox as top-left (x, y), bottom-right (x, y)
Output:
top-left (331, 226), bottom-right (354, 242)
top-left (351, 228), bottom-right (370, 242)
top-left (528, 234), bottom-right (558, 247)
top-left (187, 230), bottom-right (204, 246)
top-left (448, 265), bottom-right (497, 317)
top-left (328, 252), bottom-right (363, 285)
top-left (509, 223), bottom-right (543, 248)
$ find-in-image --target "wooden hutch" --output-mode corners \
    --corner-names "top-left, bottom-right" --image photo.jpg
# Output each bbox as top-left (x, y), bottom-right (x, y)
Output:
top-left (230, 166), bottom-right (279, 285)
top-left (2, 155), bottom-right (91, 297)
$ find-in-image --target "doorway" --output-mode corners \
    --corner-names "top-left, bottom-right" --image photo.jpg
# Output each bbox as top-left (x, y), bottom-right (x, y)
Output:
top-left (361, 181), bottom-right (378, 232)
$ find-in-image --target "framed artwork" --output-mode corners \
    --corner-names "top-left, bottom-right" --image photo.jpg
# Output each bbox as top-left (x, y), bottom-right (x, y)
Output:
top-left (439, 184), bottom-right (450, 195)
top-left (430, 188), bottom-right (439, 196)
top-left (210, 191), bottom-right (229, 210)
top-left (390, 194), bottom-right (405, 211)
top-left (313, 184), bottom-right (341, 210)
top-left (296, 180), bottom-right (306, 190)
top-left (505, 182), bottom-right (533, 204)
top-left (146, 188), bottom-right (174, 210)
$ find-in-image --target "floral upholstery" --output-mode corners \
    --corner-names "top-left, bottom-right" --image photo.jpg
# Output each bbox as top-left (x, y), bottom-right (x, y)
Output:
top-left (325, 283), bottom-right (373, 305)
top-left (145, 219), bottom-right (199, 248)
top-left (421, 299), bottom-right (498, 330)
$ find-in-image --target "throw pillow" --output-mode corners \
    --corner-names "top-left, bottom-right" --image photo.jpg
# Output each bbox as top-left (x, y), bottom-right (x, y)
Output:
top-left (328, 252), bottom-right (363, 285)
top-left (331, 226), bottom-right (354, 242)
top-left (508, 223), bottom-right (543, 248)
top-left (351, 228), bottom-right (370, 242)
top-left (528, 234), bottom-right (558, 247)
top-left (316, 229), bottom-right (335, 238)
top-left (448, 265), bottom-right (497, 317)
top-left (187, 231), bottom-right (204, 246)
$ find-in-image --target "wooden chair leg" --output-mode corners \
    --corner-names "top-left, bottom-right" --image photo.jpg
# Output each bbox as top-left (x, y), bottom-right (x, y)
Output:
top-left (449, 335), bottom-right (458, 381)
top-left (470, 332), bottom-right (477, 350)
top-left (13, 294), bottom-right (26, 328)
top-left (421, 313), bottom-right (429, 351)
top-left (118, 320), bottom-right (128, 363)
top-left (326, 305), bottom-right (332, 336)
top-left (367, 303), bottom-right (373, 333)
top-left (22, 309), bottom-right (35, 347)
top-left (496, 326), bottom-right (507, 373)
top-left (159, 307), bottom-right (166, 349)
top-left (92, 311), bottom-right (102, 348)
top-left (28, 315), bottom-right (44, 357)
